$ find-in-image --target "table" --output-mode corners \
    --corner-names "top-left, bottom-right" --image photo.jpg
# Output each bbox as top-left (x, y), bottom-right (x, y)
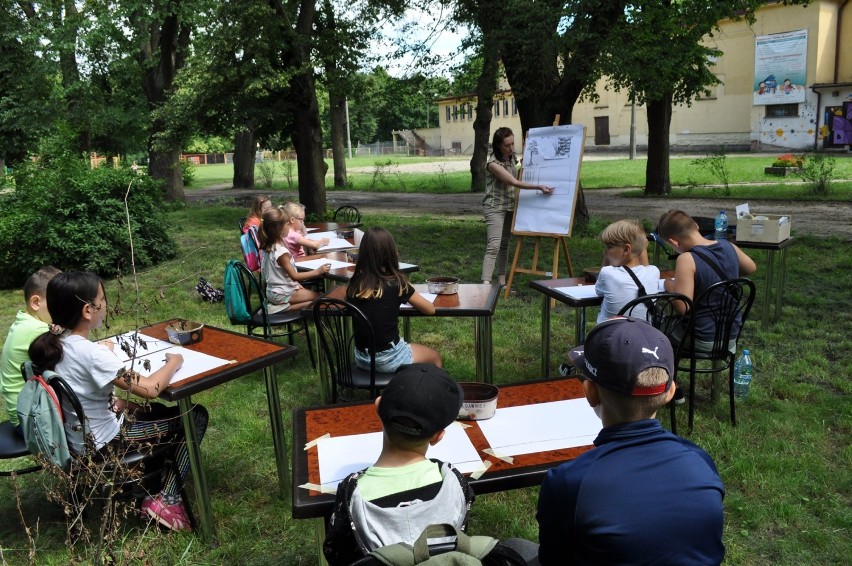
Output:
top-left (142, 321), bottom-right (299, 544)
top-left (732, 237), bottom-right (795, 328)
top-left (292, 377), bottom-right (591, 558)
top-left (322, 283), bottom-right (500, 383)
top-left (305, 221), bottom-right (360, 232)
top-left (530, 271), bottom-right (673, 378)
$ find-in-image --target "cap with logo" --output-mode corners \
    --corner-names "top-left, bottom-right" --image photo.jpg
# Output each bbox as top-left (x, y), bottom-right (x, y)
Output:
top-left (568, 317), bottom-right (674, 396)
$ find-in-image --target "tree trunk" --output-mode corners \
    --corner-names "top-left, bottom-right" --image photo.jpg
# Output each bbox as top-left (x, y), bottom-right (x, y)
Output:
top-left (233, 128), bottom-right (256, 189)
top-left (470, 40), bottom-right (499, 193)
top-left (291, 71), bottom-right (327, 215)
top-left (645, 93), bottom-right (673, 195)
top-left (329, 92), bottom-right (348, 188)
top-left (148, 147), bottom-right (184, 201)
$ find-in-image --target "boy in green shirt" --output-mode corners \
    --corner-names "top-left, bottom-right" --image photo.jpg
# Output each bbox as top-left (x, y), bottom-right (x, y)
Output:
top-left (1, 266), bottom-right (61, 432)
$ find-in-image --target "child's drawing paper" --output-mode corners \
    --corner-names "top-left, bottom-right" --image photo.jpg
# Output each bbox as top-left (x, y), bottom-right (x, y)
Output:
top-left (306, 231), bottom-right (337, 240)
top-left (316, 238), bottom-right (355, 252)
top-left (554, 285), bottom-right (598, 300)
top-left (398, 262), bottom-right (418, 271)
top-left (476, 399), bottom-right (600, 457)
top-left (113, 332), bottom-right (174, 358)
top-left (354, 228), bottom-right (364, 247)
top-left (297, 258), bottom-right (354, 270)
top-left (317, 422), bottom-right (483, 489)
top-left (401, 292), bottom-right (437, 309)
top-left (122, 347), bottom-right (232, 385)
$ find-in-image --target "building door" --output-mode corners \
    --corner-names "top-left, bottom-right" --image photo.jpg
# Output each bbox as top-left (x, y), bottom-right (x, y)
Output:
top-left (452, 141), bottom-right (462, 154)
top-left (594, 117), bottom-right (610, 145)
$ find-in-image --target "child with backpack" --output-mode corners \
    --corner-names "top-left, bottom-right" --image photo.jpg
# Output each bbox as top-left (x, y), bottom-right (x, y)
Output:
top-left (595, 220), bottom-right (660, 324)
top-left (1, 266), bottom-right (61, 434)
top-left (323, 364), bottom-right (473, 565)
top-left (259, 207), bottom-right (330, 311)
top-left (242, 195), bottom-right (272, 234)
top-left (281, 201), bottom-right (329, 258)
top-left (27, 272), bottom-right (209, 532)
top-left (345, 227), bottom-right (441, 373)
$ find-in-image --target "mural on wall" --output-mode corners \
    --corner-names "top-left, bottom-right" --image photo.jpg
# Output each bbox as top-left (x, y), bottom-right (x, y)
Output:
top-left (758, 100), bottom-right (817, 149)
top-left (753, 29), bottom-right (808, 105)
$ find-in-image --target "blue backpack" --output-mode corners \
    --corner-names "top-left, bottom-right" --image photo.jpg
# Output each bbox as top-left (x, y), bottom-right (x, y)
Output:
top-left (16, 364), bottom-right (73, 470)
top-left (241, 226), bottom-right (262, 272)
top-left (224, 260), bottom-right (253, 325)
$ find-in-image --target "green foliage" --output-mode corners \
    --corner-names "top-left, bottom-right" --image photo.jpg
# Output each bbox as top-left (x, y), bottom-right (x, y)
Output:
top-left (0, 157), bottom-right (176, 289)
top-left (798, 152), bottom-right (836, 195)
top-left (257, 160), bottom-right (276, 189)
top-left (772, 153), bottom-right (805, 168)
top-left (180, 160), bottom-right (196, 186)
top-left (691, 152), bottom-right (731, 196)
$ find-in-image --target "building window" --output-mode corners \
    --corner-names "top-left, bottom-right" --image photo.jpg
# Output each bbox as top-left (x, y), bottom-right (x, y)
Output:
top-left (468, 103), bottom-right (474, 120)
top-left (765, 104), bottom-right (799, 118)
top-left (512, 99), bottom-right (518, 115)
top-left (460, 104), bottom-right (466, 120)
top-left (503, 99), bottom-right (509, 116)
top-left (494, 100), bottom-right (500, 117)
top-left (446, 106), bottom-right (451, 122)
top-left (453, 105), bottom-right (458, 121)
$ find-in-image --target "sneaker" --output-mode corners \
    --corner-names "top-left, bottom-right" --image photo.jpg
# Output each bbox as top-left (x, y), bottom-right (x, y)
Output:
top-left (559, 363), bottom-right (572, 377)
top-left (672, 386), bottom-right (686, 405)
top-left (141, 494), bottom-right (191, 532)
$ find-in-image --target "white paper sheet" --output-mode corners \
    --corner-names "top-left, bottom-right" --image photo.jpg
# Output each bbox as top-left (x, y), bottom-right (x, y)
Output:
top-left (112, 331), bottom-right (174, 358)
top-left (401, 292), bottom-right (437, 309)
top-left (398, 262), bottom-right (418, 271)
top-left (122, 347), bottom-right (232, 385)
top-left (307, 230), bottom-right (337, 240)
top-left (476, 399), bottom-right (601, 457)
top-left (306, 227), bottom-right (319, 233)
top-left (297, 258), bottom-right (354, 270)
top-left (554, 285), bottom-right (599, 300)
top-left (316, 238), bottom-right (355, 252)
top-left (317, 422), bottom-right (484, 489)
top-left (354, 228), bottom-right (364, 247)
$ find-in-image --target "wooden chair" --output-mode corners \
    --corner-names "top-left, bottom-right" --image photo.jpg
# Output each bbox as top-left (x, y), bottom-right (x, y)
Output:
top-left (676, 278), bottom-right (755, 432)
top-left (234, 261), bottom-right (316, 368)
top-left (618, 292), bottom-right (694, 435)
top-left (333, 205), bottom-right (362, 225)
top-left (312, 297), bottom-right (394, 404)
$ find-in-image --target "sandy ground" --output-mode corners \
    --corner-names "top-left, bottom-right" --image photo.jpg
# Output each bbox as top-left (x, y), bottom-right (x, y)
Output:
top-left (187, 157), bottom-right (852, 239)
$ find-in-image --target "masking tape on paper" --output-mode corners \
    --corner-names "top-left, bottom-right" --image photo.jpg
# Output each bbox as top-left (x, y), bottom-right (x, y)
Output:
top-left (483, 448), bottom-right (514, 464)
top-left (304, 432), bottom-right (330, 450)
top-left (469, 460), bottom-right (492, 480)
top-left (299, 482), bottom-right (337, 494)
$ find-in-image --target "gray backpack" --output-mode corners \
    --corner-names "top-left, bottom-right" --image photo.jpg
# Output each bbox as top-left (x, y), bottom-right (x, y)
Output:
top-left (368, 524), bottom-right (500, 565)
top-left (16, 365), bottom-right (71, 470)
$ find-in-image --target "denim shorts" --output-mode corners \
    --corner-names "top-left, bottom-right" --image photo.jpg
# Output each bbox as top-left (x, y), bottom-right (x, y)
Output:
top-left (355, 338), bottom-right (412, 374)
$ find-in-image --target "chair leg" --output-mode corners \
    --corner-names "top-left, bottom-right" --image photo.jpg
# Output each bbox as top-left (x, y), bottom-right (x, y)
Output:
top-left (688, 359), bottom-right (697, 433)
top-left (728, 361), bottom-right (737, 427)
top-left (669, 400), bottom-right (677, 435)
top-left (303, 319), bottom-right (316, 369)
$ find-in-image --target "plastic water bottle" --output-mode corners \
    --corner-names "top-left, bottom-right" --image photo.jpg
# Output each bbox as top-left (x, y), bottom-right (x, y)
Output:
top-left (714, 210), bottom-right (728, 240)
top-left (734, 350), bottom-right (753, 400)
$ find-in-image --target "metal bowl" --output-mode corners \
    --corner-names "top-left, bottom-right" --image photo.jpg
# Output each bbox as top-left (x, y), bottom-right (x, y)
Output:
top-left (166, 320), bottom-right (204, 346)
top-left (426, 276), bottom-right (460, 295)
top-left (457, 383), bottom-right (499, 421)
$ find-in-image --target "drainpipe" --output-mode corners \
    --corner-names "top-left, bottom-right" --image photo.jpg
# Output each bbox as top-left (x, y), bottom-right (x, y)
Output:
top-left (811, 87), bottom-right (821, 150)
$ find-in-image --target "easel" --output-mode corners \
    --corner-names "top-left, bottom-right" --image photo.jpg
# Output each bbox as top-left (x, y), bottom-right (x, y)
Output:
top-left (503, 118), bottom-right (584, 299)
top-left (504, 236), bottom-right (574, 299)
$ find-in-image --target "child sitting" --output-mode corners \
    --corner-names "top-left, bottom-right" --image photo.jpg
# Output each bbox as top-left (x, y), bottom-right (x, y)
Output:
top-left (28, 272), bottom-right (209, 531)
top-left (242, 195), bottom-right (272, 234)
top-left (323, 363), bottom-right (472, 565)
top-left (1, 266), bottom-right (61, 434)
top-left (258, 207), bottom-right (330, 311)
top-left (280, 201), bottom-right (329, 258)
top-left (537, 318), bottom-right (725, 564)
top-left (595, 220), bottom-right (660, 323)
top-left (346, 227), bottom-right (441, 373)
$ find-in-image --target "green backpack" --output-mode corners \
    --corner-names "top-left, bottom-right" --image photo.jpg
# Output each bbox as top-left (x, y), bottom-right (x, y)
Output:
top-left (224, 259), bottom-right (253, 325)
top-left (16, 364), bottom-right (71, 470)
top-left (369, 524), bottom-right (499, 566)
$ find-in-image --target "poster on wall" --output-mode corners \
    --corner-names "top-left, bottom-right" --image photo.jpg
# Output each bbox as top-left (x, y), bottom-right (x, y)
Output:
top-left (753, 29), bottom-right (807, 105)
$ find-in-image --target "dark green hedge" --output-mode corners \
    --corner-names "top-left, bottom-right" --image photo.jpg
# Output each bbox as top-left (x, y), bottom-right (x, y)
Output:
top-left (0, 158), bottom-right (176, 289)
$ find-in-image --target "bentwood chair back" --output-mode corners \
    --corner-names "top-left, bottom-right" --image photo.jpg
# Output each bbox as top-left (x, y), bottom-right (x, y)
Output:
top-left (312, 298), bottom-right (393, 404)
top-left (618, 292), bottom-right (694, 434)
top-left (332, 205), bottom-right (362, 225)
top-left (678, 277), bottom-right (755, 432)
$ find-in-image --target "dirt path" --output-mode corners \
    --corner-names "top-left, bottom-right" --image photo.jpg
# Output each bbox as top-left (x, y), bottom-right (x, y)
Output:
top-left (187, 159), bottom-right (852, 239)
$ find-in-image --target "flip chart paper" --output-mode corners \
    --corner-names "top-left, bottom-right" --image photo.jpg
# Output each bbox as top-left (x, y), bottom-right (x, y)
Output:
top-left (554, 285), bottom-right (598, 300)
top-left (476, 399), bottom-right (601, 457)
top-left (297, 258), bottom-right (354, 270)
top-left (317, 422), bottom-right (484, 489)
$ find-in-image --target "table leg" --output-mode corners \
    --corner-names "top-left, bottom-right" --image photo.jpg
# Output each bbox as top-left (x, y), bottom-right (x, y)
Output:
top-left (761, 249), bottom-right (776, 329)
top-left (775, 247), bottom-right (788, 322)
top-left (178, 396), bottom-right (217, 545)
top-left (541, 295), bottom-right (551, 378)
top-left (263, 365), bottom-right (291, 501)
top-left (575, 307), bottom-right (588, 346)
top-left (403, 318), bottom-right (411, 342)
top-left (474, 316), bottom-right (494, 384)
top-left (315, 517), bottom-right (329, 565)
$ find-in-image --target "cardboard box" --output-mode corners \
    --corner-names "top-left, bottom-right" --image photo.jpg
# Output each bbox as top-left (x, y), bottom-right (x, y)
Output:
top-left (735, 214), bottom-right (791, 243)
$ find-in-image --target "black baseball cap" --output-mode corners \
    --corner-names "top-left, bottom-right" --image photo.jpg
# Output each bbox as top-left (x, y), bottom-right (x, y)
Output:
top-left (378, 364), bottom-right (463, 438)
top-left (568, 317), bottom-right (674, 396)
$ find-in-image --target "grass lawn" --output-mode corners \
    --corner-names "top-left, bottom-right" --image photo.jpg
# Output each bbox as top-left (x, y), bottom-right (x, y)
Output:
top-left (188, 154), bottom-right (852, 200)
top-left (0, 208), bottom-right (849, 564)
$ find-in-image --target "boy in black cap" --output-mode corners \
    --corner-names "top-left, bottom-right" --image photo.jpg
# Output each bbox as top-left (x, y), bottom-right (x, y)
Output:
top-left (323, 363), bottom-right (473, 565)
top-left (537, 317), bottom-right (725, 565)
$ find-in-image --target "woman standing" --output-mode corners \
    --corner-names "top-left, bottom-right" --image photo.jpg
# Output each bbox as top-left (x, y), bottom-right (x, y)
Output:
top-left (481, 127), bottom-right (554, 285)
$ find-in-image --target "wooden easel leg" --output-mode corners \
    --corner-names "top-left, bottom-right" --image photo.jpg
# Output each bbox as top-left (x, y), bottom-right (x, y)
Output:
top-left (505, 238), bottom-right (524, 299)
top-left (560, 237), bottom-right (574, 277)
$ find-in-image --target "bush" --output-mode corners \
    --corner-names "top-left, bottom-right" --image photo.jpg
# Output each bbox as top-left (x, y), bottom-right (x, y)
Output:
top-left (180, 160), bottom-right (196, 186)
top-left (0, 157), bottom-right (177, 289)
top-left (798, 152), bottom-right (836, 195)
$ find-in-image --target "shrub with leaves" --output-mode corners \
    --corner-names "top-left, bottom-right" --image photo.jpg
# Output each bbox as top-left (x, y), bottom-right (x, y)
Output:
top-left (0, 156), bottom-right (176, 289)
top-left (771, 154), bottom-right (805, 168)
top-left (798, 152), bottom-right (836, 195)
